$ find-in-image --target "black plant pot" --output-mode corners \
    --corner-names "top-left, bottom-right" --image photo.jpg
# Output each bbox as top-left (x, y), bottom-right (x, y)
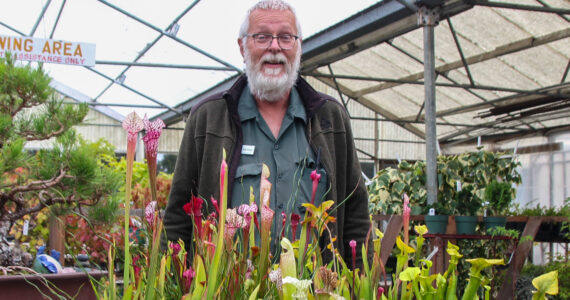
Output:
top-left (505, 221), bottom-right (526, 235)
top-left (535, 222), bottom-right (570, 243)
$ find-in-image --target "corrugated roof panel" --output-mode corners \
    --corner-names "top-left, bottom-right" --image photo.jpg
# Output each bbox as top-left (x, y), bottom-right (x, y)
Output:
top-left (501, 45), bottom-right (569, 87)
top-left (368, 88), bottom-right (423, 117)
top-left (469, 58), bottom-right (543, 90)
top-left (451, 7), bottom-right (531, 53)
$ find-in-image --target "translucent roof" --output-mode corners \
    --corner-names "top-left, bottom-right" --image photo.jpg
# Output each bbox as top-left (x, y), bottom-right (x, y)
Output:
top-left (1, 0), bottom-right (377, 118)
top-left (2, 0), bottom-right (570, 157)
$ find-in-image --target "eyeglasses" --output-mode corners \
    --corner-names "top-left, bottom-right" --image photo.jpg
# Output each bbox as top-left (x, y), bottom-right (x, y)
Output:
top-left (246, 33), bottom-right (299, 50)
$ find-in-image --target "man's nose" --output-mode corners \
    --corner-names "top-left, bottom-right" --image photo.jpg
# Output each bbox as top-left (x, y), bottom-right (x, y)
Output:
top-left (268, 37), bottom-right (281, 51)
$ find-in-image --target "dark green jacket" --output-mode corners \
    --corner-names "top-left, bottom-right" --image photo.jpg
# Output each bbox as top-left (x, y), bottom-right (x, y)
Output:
top-left (163, 74), bottom-right (371, 265)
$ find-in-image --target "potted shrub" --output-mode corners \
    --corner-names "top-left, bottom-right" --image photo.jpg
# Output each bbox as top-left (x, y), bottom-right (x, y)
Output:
top-left (453, 184), bottom-right (482, 235)
top-left (425, 197), bottom-right (453, 234)
top-left (484, 179), bottom-right (514, 231)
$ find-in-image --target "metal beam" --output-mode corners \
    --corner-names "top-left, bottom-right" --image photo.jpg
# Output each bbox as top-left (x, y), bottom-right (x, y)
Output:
top-left (311, 73), bottom-right (427, 139)
top-left (536, 0), bottom-right (570, 23)
top-left (155, 74), bottom-right (241, 124)
top-left (354, 137), bottom-right (427, 144)
top-left (327, 65), bottom-right (349, 111)
top-left (0, 22), bottom-right (25, 36)
top-left (442, 124), bottom-right (570, 146)
top-left (562, 60), bottom-right (570, 83)
top-left (29, 0), bottom-right (51, 36)
top-left (300, 0), bottom-right (473, 72)
top-left (440, 106), bottom-right (570, 143)
top-left (95, 60), bottom-right (236, 71)
top-left (419, 6), bottom-right (439, 205)
top-left (304, 72), bottom-right (557, 95)
top-left (435, 82), bottom-right (570, 118)
top-left (350, 116), bottom-right (513, 130)
top-left (98, 0), bottom-right (241, 72)
top-left (93, 0), bottom-right (208, 102)
top-left (86, 67), bottom-right (183, 116)
top-left (472, 0), bottom-right (570, 15)
top-left (48, 0), bottom-right (66, 39)
top-left (64, 101), bottom-right (164, 109)
top-left (447, 18), bottom-right (474, 86)
top-left (353, 27), bottom-right (570, 97)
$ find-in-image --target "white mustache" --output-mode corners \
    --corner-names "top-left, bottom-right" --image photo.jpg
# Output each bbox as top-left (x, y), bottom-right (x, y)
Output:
top-left (260, 53), bottom-right (287, 64)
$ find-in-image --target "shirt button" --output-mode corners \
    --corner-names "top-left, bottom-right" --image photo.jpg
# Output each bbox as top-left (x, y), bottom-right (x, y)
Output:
top-left (274, 144), bottom-right (279, 150)
top-left (278, 204), bottom-right (284, 209)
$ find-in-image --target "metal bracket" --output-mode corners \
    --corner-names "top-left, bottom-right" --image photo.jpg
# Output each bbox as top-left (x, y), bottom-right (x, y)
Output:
top-left (418, 6), bottom-right (441, 26)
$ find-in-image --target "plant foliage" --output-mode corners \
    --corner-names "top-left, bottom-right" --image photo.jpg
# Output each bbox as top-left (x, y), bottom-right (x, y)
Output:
top-left (0, 53), bottom-right (119, 266)
top-left (368, 149), bottom-right (521, 216)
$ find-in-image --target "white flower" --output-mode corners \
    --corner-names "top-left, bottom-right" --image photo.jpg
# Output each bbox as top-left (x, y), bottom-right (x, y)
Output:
top-left (282, 276), bottom-right (312, 300)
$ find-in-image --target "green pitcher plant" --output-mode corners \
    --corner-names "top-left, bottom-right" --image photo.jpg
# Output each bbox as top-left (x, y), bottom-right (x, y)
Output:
top-left (92, 143), bottom-right (558, 299)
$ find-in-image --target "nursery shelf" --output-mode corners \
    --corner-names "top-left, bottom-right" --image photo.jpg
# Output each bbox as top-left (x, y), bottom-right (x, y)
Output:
top-left (371, 214), bottom-right (569, 299)
top-left (423, 233), bottom-right (516, 240)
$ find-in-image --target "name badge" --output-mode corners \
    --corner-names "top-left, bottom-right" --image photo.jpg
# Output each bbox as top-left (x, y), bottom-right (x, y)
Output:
top-left (242, 145), bottom-right (255, 155)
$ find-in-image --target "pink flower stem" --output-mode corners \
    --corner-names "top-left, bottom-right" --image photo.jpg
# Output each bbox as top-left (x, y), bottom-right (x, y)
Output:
top-left (123, 134), bottom-right (136, 289)
top-left (350, 240), bottom-right (357, 300)
top-left (146, 154), bottom-right (158, 202)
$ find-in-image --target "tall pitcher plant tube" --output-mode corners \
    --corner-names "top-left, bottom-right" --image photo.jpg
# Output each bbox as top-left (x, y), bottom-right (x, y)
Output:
top-left (258, 163), bottom-right (274, 293)
top-left (206, 149), bottom-right (229, 299)
top-left (121, 111), bottom-right (144, 290)
top-left (297, 169), bottom-right (322, 275)
top-left (403, 193), bottom-right (410, 246)
top-left (142, 116), bottom-right (165, 207)
top-left (461, 258), bottom-right (504, 300)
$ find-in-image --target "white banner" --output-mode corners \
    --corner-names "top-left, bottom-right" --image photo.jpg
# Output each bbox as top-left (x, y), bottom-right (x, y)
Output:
top-left (0, 34), bottom-right (95, 67)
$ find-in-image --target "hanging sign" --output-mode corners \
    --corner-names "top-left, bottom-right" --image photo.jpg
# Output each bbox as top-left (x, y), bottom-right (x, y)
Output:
top-left (0, 34), bottom-right (95, 66)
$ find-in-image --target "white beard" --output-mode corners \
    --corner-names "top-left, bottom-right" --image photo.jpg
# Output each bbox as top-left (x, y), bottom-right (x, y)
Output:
top-left (244, 46), bottom-right (301, 102)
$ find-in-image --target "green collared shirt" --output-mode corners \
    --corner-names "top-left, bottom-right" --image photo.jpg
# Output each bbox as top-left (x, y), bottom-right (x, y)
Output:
top-left (231, 87), bottom-right (327, 247)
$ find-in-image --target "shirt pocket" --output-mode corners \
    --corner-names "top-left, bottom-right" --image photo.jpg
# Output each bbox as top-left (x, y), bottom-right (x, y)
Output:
top-left (232, 163), bottom-right (263, 208)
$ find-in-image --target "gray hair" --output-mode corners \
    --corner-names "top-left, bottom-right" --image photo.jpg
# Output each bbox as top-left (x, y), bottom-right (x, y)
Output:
top-left (238, 0), bottom-right (303, 40)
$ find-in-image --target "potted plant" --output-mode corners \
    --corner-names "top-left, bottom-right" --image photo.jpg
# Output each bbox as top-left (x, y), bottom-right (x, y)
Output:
top-left (425, 197), bottom-right (453, 234)
top-left (484, 179), bottom-right (514, 231)
top-left (453, 184), bottom-right (482, 234)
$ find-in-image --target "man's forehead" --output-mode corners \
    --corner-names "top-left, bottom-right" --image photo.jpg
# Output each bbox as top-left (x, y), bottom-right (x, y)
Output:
top-left (248, 9), bottom-right (297, 33)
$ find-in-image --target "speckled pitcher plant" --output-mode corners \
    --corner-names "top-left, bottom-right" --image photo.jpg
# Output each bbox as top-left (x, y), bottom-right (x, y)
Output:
top-left (121, 111), bottom-right (144, 293)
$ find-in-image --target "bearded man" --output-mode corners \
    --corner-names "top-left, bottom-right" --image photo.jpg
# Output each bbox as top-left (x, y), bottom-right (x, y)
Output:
top-left (163, 0), bottom-right (371, 266)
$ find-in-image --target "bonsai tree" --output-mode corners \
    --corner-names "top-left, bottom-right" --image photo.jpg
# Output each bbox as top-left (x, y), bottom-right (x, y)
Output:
top-left (484, 180), bottom-right (514, 216)
top-left (0, 53), bottom-right (120, 267)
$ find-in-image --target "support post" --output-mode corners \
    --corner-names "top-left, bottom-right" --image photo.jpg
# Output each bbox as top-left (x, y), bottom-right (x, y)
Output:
top-left (374, 112), bottom-right (380, 172)
top-left (418, 6), bottom-right (440, 205)
top-left (48, 214), bottom-right (65, 265)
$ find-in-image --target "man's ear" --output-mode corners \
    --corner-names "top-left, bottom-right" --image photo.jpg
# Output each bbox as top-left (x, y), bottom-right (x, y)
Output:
top-left (238, 38), bottom-right (245, 59)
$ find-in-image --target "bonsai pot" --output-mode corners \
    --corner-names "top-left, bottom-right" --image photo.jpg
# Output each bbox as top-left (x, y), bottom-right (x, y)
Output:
top-left (455, 215), bottom-right (478, 235)
top-left (484, 216), bottom-right (507, 231)
top-left (0, 270), bottom-right (106, 300)
top-left (424, 215), bottom-right (448, 234)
